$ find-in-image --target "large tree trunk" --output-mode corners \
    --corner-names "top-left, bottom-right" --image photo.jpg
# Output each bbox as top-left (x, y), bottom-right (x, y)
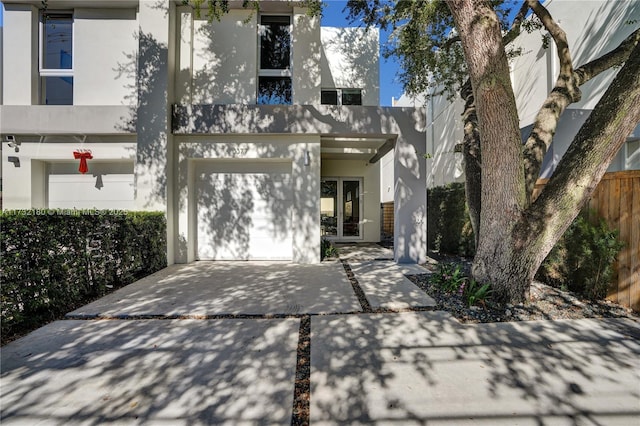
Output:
top-left (460, 80), bottom-right (482, 250)
top-left (449, 0), bottom-right (640, 304)
top-left (448, 0), bottom-right (528, 301)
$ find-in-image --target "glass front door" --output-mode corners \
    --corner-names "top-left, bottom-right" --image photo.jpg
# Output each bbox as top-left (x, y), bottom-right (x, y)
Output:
top-left (321, 178), bottom-right (362, 239)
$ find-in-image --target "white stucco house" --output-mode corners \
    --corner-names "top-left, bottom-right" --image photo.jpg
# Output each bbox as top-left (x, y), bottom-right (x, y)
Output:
top-left (0, 0), bottom-right (428, 265)
top-left (388, 0), bottom-right (640, 189)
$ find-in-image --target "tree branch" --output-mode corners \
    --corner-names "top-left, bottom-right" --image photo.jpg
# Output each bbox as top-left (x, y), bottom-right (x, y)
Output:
top-left (522, 39), bottom-right (640, 264)
top-left (574, 27), bottom-right (640, 86)
top-left (504, 1), bottom-right (530, 45)
top-left (526, 0), bottom-right (575, 83)
top-left (523, 24), bottom-right (640, 199)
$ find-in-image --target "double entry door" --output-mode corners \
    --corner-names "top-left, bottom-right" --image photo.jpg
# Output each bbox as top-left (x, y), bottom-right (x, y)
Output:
top-left (321, 178), bottom-right (363, 239)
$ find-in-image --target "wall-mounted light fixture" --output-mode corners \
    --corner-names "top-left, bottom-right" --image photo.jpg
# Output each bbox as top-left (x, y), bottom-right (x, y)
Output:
top-left (8, 156), bottom-right (21, 167)
top-left (304, 150), bottom-right (311, 167)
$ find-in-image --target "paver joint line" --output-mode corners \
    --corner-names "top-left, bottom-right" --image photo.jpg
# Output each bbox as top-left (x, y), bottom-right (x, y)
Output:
top-left (291, 315), bottom-right (311, 426)
top-left (340, 259), bottom-right (373, 313)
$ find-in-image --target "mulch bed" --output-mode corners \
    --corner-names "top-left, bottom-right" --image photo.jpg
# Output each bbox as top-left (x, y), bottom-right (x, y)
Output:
top-left (406, 273), bottom-right (638, 323)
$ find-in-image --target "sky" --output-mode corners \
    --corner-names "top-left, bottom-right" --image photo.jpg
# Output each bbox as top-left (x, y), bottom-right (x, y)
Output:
top-left (0, 1), bottom-right (404, 105)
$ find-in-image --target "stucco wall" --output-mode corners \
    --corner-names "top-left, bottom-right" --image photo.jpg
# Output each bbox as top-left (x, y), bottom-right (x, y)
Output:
top-left (74, 8), bottom-right (138, 106)
top-left (2, 4), bottom-right (38, 105)
top-left (321, 159), bottom-right (381, 243)
top-left (292, 7), bottom-right (321, 105)
top-left (426, 93), bottom-right (465, 188)
top-left (2, 5), bottom-right (137, 106)
top-left (321, 27), bottom-right (379, 106)
top-left (186, 9), bottom-right (258, 104)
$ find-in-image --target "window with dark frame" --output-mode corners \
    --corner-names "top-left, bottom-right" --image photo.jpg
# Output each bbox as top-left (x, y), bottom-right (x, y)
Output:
top-left (258, 15), bottom-right (292, 105)
top-left (321, 88), bottom-right (363, 106)
top-left (41, 13), bottom-right (73, 105)
top-left (342, 89), bottom-right (362, 105)
top-left (321, 90), bottom-right (338, 105)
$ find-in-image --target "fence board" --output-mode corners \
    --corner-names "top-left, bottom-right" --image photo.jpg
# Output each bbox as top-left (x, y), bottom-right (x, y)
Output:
top-left (631, 177), bottom-right (640, 312)
top-left (537, 170), bottom-right (640, 311)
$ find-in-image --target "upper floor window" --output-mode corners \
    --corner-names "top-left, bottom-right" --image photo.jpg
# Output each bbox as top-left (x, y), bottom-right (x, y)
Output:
top-left (258, 15), bottom-right (291, 105)
top-left (321, 89), bottom-right (363, 106)
top-left (40, 13), bottom-right (73, 105)
top-left (260, 15), bottom-right (291, 70)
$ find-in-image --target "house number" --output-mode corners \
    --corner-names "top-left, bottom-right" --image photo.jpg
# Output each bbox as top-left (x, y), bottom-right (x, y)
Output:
top-left (231, 148), bottom-right (248, 156)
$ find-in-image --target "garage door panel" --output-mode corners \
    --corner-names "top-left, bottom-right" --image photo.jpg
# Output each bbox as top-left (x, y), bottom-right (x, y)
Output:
top-left (48, 168), bottom-right (134, 210)
top-left (196, 162), bottom-right (293, 261)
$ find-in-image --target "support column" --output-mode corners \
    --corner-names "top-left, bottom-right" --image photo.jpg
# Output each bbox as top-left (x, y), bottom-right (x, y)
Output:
top-left (394, 135), bottom-right (428, 264)
top-left (136, 0), bottom-right (175, 263)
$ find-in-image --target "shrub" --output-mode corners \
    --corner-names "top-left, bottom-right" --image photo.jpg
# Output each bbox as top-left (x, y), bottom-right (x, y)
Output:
top-left (427, 183), bottom-right (475, 256)
top-left (430, 262), bottom-right (466, 293)
top-left (1, 210), bottom-right (166, 343)
top-left (430, 262), bottom-right (492, 307)
top-left (464, 279), bottom-right (492, 308)
top-left (537, 212), bottom-right (623, 300)
top-left (320, 237), bottom-right (339, 260)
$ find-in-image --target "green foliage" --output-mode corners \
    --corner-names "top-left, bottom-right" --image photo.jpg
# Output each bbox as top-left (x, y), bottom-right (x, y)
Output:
top-left (430, 263), bottom-right (492, 307)
top-left (0, 210), bottom-right (167, 343)
top-left (345, 0), bottom-right (534, 99)
top-left (537, 212), bottom-right (624, 300)
top-left (430, 262), bottom-right (466, 293)
top-left (464, 279), bottom-right (492, 308)
top-left (427, 183), bottom-right (475, 256)
top-left (182, 0), bottom-right (323, 21)
top-left (320, 237), bottom-right (339, 260)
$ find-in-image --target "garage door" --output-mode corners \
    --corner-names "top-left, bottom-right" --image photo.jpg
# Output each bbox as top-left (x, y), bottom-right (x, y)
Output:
top-left (196, 161), bottom-right (293, 260)
top-left (47, 162), bottom-right (134, 209)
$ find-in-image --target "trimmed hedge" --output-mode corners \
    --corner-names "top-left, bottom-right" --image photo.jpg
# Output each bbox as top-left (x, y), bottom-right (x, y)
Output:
top-left (427, 183), bottom-right (475, 256)
top-left (1, 210), bottom-right (166, 343)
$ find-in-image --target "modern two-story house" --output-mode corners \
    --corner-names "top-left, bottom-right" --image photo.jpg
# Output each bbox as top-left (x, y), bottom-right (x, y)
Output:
top-left (1, 0), bottom-right (428, 264)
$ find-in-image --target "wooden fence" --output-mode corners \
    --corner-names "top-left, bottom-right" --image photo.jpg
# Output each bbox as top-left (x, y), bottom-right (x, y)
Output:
top-left (536, 170), bottom-right (640, 311)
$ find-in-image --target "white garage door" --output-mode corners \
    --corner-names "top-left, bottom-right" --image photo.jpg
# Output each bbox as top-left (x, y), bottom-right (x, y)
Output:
top-left (47, 162), bottom-right (134, 209)
top-left (196, 161), bottom-right (293, 260)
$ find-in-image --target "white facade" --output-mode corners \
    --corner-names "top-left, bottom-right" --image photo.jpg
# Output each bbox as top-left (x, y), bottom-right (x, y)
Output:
top-left (1, 0), bottom-right (428, 265)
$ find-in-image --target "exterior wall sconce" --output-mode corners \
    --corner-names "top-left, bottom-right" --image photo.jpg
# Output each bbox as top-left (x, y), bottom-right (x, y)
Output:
top-left (8, 156), bottom-right (20, 167)
top-left (304, 150), bottom-right (311, 166)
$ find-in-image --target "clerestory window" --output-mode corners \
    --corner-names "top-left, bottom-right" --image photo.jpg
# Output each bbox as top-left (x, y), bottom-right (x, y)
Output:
top-left (40, 12), bottom-right (74, 105)
top-left (258, 15), bottom-right (292, 105)
top-left (321, 89), bottom-right (363, 106)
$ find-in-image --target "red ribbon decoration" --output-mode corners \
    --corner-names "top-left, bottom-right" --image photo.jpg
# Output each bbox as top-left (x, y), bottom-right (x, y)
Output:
top-left (73, 150), bottom-right (93, 174)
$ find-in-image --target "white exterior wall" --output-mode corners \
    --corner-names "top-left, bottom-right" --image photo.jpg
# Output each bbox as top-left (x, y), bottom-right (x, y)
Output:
top-left (321, 27), bottom-right (379, 106)
top-left (510, 0), bottom-right (640, 126)
top-left (186, 9), bottom-right (257, 104)
top-left (2, 4), bottom-right (38, 105)
top-left (175, 135), bottom-right (321, 264)
top-left (426, 93), bottom-right (465, 188)
top-left (1, 139), bottom-right (136, 209)
top-left (74, 8), bottom-right (138, 106)
top-left (380, 151), bottom-right (394, 203)
top-left (321, 159), bottom-right (381, 242)
top-left (390, 91), bottom-right (465, 189)
top-left (292, 7), bottom-right (321, 105)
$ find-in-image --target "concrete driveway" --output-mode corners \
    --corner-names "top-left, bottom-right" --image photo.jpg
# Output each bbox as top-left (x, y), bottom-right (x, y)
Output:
top-left (2, 260), bottom-right (639, 425)
top-left (67, 261), bottom-right (363, 317)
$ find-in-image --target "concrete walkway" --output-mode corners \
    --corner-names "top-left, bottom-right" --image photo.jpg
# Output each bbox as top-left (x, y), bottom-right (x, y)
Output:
top-left (2, 259), bottom-right (639, 425)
